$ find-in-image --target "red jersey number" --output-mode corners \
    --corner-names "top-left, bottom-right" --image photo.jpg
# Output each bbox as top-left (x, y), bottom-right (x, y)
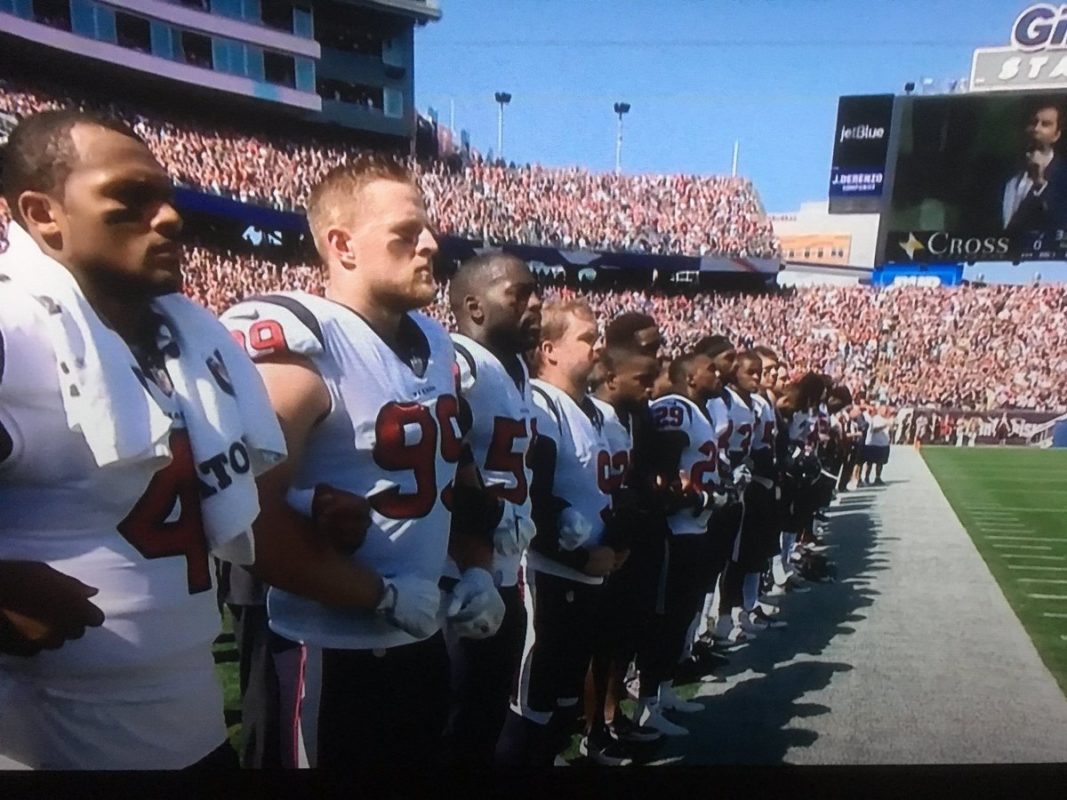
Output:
top-left (689, 441), bottom-right (719, 492)
top-left (117, 430), bottom-right (211, 595)
top-left (371, 397), bottom-right (462, 520)
top-left (484, 417), bottom-right (530, 505)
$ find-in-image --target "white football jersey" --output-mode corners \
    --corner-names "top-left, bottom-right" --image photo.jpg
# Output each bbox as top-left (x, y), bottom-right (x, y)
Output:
top-left (706, 393), bottom-right (735, 477)
top-left (528, 381), bottom-right (611, 585)
top-left (590, 396), bottom-right (633, 496)
top-left (0, 287), bottom-right (227, 769)
top-left (788, 409), bottom-right (816, 446)
top-left (222, 292), bottom-right (460, 650)
top-left (751, 393), bottom-right (776, 454)
top-left (651, 394), bottom-right (721, 536)
top-left (723, 386), bottom-right (758, 462)
top-left (445, 334), bottom-right (534, 588)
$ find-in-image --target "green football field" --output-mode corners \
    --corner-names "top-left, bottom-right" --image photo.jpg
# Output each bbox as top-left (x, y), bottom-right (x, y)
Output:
top-left (922, 446), bottom-right (1067, 697)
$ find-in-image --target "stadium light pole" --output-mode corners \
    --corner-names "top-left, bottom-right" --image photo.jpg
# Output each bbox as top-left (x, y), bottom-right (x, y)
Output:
top-left (494, 91), bottom-right (512, 161)
top-left (613, 102), bottom-right (630, 175)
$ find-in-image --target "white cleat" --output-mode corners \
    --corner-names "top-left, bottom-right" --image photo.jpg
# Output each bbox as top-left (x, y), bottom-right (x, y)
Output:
top-left (659, 683), bottom-right (703, 713)
top-left (637, 701), bottom-right (690, 736)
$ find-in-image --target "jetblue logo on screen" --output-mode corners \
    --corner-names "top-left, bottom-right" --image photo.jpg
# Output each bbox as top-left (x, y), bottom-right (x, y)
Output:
top-left (839, 124), bottom-right (885, 143)
top-left (1012, 4), bottom-right (1067, 51)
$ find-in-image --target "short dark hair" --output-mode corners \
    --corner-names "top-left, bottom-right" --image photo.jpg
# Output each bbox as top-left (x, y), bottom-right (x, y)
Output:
top-left (1030, 98), bottom-right (1066, 131)
top-left (604, 312), bottom-right (657, 348)
top-left (694, 334), bottom-right (733, 358)
top-left (2, 109), bottom-right (143, 224)
top-left (448, 251), bottom-right (526, 317)
top-left (668, 351), bottom-right (703, 387)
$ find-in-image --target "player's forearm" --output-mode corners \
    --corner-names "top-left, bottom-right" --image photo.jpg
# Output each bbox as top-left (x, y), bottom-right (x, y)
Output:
top-left (250, 504), bottom-right (384, 610)
top-left (448, 529), bottom-right (494, 572)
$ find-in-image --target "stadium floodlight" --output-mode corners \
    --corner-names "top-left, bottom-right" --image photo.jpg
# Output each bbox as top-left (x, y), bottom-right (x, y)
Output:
top-left (613, 102), bottom-right (631, 175)
top-left (904, 81), bottom-right (915, 95)
top-left (494, 91), bottom-right (512, 161)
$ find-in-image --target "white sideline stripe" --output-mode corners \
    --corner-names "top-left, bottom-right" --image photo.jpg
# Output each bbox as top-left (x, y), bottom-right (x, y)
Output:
top-left (969, 507), bottom-right (1067, 512)
top-left (1043, 612), bottom-right (1067, 618)
top-left (1003, 554), bottom-right (1066, 560)
top-left (979, 527), bottom-right (1029, 532)
top-left (992, 544), bottom-right (1053, 551)
top-left (1018, 578), bottom-right (1067, 584)
top-left (1009, 565), bottom-right (1067, 571)
top-left (1027, 593), bottom-right (1067, 600)
top-left (985, 539), bottom-right (1062, 546)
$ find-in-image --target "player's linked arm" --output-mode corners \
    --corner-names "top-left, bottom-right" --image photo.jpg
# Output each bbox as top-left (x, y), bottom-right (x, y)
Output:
top-left (249, 353), bottom-right (385, 609)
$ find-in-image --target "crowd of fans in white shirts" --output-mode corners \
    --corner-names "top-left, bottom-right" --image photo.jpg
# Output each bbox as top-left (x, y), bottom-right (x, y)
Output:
top-left (0, 76), bottom-right (778, 258)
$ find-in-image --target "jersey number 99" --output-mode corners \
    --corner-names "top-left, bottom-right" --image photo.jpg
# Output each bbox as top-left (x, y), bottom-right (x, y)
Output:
top-left (371, 396), bottom-right (462, 519)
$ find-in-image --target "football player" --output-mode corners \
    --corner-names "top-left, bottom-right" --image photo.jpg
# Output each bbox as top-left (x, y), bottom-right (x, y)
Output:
top-left (0, 110), bottom-right (286, 769)
top-left (221, 157), bottom-right (503, 769)
top-left (637, 351), bottom-right (732, 736)
top-left (497, 299), bottom-right (618, 766)
top-left (582, 344), bottom-right (662, 763)
top-left (715, 351), bottom-right (785, 641)
top-left (442, 252), bottom-right (541, 767)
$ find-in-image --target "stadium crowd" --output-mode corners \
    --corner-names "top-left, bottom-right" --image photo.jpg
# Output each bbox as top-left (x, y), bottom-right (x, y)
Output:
top-left (1, 205), bottom-right (1063, 413)
top-left (172, 243), bottom-right (1067, 413)
top-left (0, 75), bottom-right (777, 257)
top-left (3, 103), bottom-right (1065, 775)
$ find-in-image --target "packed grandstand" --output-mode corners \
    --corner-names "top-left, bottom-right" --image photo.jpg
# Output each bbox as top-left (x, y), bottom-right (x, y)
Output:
top-left (1, 72), bottom-right (1065, 415)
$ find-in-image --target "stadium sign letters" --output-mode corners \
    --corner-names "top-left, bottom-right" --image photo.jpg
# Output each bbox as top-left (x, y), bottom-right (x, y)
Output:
top-left (828, 95), bottom-right (894, 213)
top-left (892, 232), bottom-right (1011, 263)
top-left (971, 4), bottom-right (1067, 91)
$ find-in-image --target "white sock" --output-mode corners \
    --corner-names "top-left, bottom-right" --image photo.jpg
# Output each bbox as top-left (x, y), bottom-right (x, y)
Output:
top-left (772, 554), bottom-right (788, 585)
top-left (743, 572), bottom-right (760, 611)
top-left (781, 532), bottom-right (797, 562)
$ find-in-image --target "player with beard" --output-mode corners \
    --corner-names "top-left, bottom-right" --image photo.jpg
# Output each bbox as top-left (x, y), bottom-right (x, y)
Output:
top-left (0, 110), bottom-right (287, 769)
top-left (222, 157), bottom-right (504, 769)
top-left (581, 344), bottom-right (663, 764)
top-left (497, 299), bottom-right (618, 766)
top-left (636, 351), bottom-right (733, 736)
top-left (442, 252), bottom-right (542, 767)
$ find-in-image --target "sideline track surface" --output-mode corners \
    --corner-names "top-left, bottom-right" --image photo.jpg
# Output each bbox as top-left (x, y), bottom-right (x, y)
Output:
top-left (659, 445), bottom-right (1067, 764)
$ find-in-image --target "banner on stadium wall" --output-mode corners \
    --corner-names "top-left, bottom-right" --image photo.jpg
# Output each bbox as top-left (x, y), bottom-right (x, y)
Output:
top-left (971, 5), bottom-right (1067, 93)
top-left (172, 188), bottom-right (782, 275)
top-left (870, 263), bottom-right (963, 287)
top-left (828, 94), bottom-right (894, 214)
top-left (894, 407), bottom-right (1066, 447)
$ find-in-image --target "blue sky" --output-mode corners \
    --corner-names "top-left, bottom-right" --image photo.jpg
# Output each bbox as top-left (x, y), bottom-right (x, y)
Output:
top-left (413, 0), bottom-right (1067, 282)
top-left (414, 0), bottom-right (1016, 212)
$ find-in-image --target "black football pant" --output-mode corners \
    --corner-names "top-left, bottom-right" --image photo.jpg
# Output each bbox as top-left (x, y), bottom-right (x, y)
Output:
top-left (638, 533), bottom-right (709, 699)
top-left (443, 584), bottom-right (525, 768)
top-left (497, 570), bottom-right (604, 766)
top-left (228, 603), bottom-right (294, 770)
top-left (316, 633), bottom-right (450, 770)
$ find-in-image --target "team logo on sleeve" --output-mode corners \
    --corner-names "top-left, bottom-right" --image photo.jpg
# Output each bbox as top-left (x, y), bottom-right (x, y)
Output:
top-left (206, 349), bottom-right (236, 397)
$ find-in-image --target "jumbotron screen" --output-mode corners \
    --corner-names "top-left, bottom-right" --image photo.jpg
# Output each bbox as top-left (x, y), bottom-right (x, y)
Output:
top-left (881, 91), bottom-right (1067, 264)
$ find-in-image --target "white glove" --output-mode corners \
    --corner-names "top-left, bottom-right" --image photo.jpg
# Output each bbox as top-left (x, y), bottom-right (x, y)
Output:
top-left (375, 575), bottom-right (442, 639)
top-left (732, 464), bottom-right (752, 490)
top-left (494, 509), bottom-right (536, 557)
top-left (446, 567), bottom-right (505, 640)
top-left (558, 507), bottom-right (594, 551)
